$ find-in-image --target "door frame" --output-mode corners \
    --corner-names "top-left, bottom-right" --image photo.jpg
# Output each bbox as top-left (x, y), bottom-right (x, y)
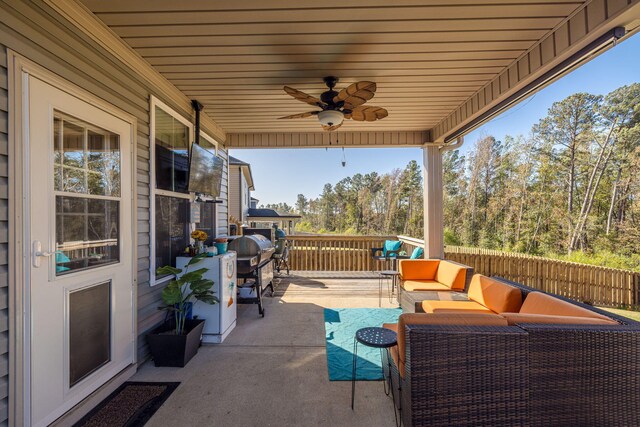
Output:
top-left (8, 52), bottom-right (139, 426)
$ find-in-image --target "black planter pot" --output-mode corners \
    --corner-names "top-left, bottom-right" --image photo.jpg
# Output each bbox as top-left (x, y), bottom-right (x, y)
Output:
top-left (147, 319), bottom-right (205, 367)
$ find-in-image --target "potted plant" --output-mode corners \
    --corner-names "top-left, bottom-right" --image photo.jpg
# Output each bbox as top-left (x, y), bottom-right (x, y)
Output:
top-left (147, 253), bottom-right (219, 367)
top-left (214, 237), bottom-right (229, 254)
top-left (191, 229), bottom-right (208, 254)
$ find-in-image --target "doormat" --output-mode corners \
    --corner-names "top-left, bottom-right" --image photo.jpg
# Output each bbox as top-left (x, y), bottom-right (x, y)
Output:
top-left (73, 382), bottom-right (180, 427)
top-left (324, 308), bottom-right (401, 381)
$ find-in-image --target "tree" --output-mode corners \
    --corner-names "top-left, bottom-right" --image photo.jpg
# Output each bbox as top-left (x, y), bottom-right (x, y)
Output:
top-left (569, 85), bottom-right (640, 251)
top-left (295, 194), bottom-right (308, 216)
top-left (534, 93), bottom-right (600, 245)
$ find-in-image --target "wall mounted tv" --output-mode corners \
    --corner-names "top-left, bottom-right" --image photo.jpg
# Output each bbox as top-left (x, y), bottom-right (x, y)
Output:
top-left (188, 143), bottom-right (223, 198)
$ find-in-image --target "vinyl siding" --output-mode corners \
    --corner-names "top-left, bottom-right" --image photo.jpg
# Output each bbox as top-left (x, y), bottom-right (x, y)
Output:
top-left (0, 2), bottom-right (228, 424)
top-left (240, 175), bottom-right (249, 221)
top-left (217, 149), bottom-right (229, 237)
top-left (0, 41), bottom-right (9, 427)
top-left (229, 165), bottom-right (241, 222)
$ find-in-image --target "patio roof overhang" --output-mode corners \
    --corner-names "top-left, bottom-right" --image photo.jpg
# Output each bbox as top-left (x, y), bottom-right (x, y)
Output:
top-left (55, 0), bottom-right (640, 148)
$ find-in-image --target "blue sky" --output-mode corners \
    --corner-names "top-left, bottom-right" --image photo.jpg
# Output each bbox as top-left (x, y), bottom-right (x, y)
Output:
top-left (231, 34), bottom-right (640, 206)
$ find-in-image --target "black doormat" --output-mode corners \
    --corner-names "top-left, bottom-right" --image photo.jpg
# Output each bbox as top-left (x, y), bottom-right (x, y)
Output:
top-left (73, 382), bottom-right (180, 427)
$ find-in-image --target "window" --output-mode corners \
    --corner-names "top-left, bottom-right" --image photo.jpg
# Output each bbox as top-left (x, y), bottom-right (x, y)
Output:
top-left (198, 203), bottom-right (218, 246)
top-left (151, 99), bottom-right (193, 284)
top-left (154, 106), bottom-right (189, 193)
top-left (196, 133), bottom-right (219, 245)
top-left (150, 98), bottom-right (221, 284)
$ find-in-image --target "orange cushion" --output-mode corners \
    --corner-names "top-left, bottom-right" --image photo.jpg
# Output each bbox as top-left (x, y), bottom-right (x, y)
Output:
top-left (421, 300), bottom-right (492, 314)
top-left (501, 312), bottom-right (619, 326)
top-left (382, 323), bottom-right (401, 373)
top-left (435, 261), bottom-right (466, 291)
top-left (383, 323), bottom-right (398, 333)
top-left (389, 313), bottom-right (509, 377)
top-left (401, 280), bottom-right (452, 292)
top-left (519, 292), bottom-right (615, 322)
top-left (399, 259), bottom-right (439, 280)
top-left (467, 275), bottom-right (523, 313)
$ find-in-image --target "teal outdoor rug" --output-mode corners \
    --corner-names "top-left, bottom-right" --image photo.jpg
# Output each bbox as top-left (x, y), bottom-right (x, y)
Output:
top-left (324, 308), bottom-right (402, 381)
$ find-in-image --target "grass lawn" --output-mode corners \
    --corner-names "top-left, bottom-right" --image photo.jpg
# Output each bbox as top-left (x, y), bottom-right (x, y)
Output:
top-left (599, 307), bottom-right (640, 322)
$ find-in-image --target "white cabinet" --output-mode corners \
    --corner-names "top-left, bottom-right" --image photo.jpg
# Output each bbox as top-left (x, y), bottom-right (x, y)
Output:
top-left (176, 252), bottom-right (237, 343)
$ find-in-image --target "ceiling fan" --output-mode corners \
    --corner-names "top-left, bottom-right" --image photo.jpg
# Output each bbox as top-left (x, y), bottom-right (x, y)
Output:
top-left (278, 76), bottom-right (388, 131)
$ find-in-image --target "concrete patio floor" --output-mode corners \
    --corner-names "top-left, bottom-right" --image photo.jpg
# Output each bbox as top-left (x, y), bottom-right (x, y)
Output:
top-left (133, 271), bottom-right (399, 426)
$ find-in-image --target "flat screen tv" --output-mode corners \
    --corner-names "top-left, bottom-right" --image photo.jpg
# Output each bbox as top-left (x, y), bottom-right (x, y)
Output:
top-left (188, 143), bottom-right (223, 198)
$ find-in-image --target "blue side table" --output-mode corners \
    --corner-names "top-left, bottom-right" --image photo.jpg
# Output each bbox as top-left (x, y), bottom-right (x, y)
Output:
top-left (351, 327), bottom-right (399, 424)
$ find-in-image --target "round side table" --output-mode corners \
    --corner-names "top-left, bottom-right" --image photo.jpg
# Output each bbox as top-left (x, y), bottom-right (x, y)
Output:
top-left (351, 327), bottom-right (400, 425)
top-left (379, 270), bottom-right (401, 306)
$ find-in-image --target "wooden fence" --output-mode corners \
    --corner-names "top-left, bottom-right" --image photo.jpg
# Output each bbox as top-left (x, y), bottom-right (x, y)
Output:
top-left (397, 236), bottom-right (640, 309)
top-left (284, 234), bottom-right (640, 308)
top-left (286, 235), bottom-right (396, 271)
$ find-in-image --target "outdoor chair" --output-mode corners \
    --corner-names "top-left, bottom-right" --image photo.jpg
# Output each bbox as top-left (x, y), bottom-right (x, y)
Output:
top-left (371, 240), bottom-right (405, 271)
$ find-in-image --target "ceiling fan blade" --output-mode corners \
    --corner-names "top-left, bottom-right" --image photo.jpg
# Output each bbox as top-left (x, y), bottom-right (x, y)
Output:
top-left (277, 111), bottom-right (319, 119)
top-left (283, 86), bottom-right (324, 107)
top-left (346, 106), bottom-right (388, 122)
top-left (333, 81), bottom-right (377, 109)
top-left (321, 123), bottom-right (343, 132)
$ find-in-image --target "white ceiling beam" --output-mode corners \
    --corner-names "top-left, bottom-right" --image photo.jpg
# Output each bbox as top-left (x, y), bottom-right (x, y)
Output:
top-left (227, 131), bottom-right (431, 149)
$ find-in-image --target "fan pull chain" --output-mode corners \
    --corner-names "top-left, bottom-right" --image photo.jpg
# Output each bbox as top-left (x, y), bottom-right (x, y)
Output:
top-left (341, 147), bottom-right (346, 167)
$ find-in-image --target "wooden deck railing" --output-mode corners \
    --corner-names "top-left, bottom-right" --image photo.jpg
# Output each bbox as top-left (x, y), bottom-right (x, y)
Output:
top-left (286, 235), bottom-right (396, 271)
top-left (285, 234), bottom-right (640, 308)
top-left (396, 236), bottom-right (640, 309)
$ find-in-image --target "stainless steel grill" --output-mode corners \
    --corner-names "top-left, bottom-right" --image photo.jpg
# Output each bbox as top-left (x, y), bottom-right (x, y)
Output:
top-left (228, 234), bottom-right (275, 274)
top-left (228, 234), bottom-right (276, 317)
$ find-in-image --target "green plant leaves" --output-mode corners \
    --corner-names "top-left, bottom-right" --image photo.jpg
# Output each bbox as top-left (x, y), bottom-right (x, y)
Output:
top-left (180, 268), bottom-right (208, 283)
top-left (161, 281), bottom-right (184, 305)
top-left (187, 253), bottom-right (208, 266)
top-left (190, 278), bottom-right (214, 293)
top-left (156, 265), bottom-right (181, 276)
top-left (197, 293), bottom-right (219, 305)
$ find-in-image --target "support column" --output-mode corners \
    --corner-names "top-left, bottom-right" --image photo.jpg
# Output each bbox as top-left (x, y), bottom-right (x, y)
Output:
top-left (422, 146), bottom-right (444, 259)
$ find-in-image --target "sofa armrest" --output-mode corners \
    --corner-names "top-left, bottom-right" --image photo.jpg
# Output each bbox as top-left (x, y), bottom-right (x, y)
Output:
top-left (402, 324), bottom-right (529, 427)
top-left (442, 260), bottom-right (474, 292)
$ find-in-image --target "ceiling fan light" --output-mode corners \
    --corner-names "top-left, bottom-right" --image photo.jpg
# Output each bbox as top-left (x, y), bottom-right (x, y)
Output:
top-left (317, 110), bottom-right (344, 127)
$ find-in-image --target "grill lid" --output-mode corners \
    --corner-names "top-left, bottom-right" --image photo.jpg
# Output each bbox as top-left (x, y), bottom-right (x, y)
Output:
top-left (228, 234), bottom-right (273, 258)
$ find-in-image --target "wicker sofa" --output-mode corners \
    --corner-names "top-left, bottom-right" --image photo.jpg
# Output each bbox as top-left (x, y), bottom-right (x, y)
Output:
top-left (398, 259), bottom-right (474, 292)
top-left (382, 276), bottom-right (640, 427)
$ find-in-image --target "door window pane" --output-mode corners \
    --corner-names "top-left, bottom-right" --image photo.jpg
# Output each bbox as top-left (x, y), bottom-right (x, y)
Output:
top-left (56, 197), bottom-right (120, 275)
top-left (155, 107), bottom-right (189, 193)
top-left (53, 114), bottom-right (121, 197)
top-left (155, 196), bottom-right (190, 271)
top-left (87, 130), bottom-right (121, 196)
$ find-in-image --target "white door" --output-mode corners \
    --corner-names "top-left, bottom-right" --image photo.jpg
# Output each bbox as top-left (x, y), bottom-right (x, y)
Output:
top-left (26, 76), bottom-right (135, 427)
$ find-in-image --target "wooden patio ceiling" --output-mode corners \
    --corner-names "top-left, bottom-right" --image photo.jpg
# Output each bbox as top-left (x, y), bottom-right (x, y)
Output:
top-left (79, 0), bottom-right (640, 146)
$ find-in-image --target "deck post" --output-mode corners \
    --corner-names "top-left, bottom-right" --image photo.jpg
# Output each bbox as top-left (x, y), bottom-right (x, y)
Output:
top-left (422, 145), bottom-right (444, 259)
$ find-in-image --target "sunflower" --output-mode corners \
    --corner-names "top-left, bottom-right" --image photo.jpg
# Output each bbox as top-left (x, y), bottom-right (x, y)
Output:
top-left (191, 230), bottom-right (208, 241)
